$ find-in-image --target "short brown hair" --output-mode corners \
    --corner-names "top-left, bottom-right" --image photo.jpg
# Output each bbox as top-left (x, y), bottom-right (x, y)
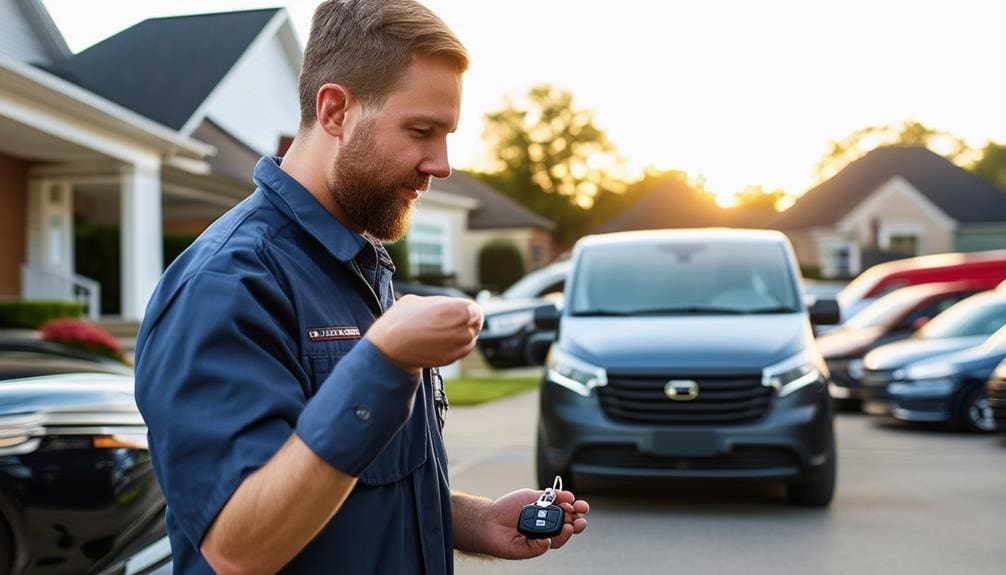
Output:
top-left (298, 0), bottom-right (469, 129)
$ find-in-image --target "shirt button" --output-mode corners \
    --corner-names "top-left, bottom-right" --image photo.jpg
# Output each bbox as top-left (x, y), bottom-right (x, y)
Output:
top-left (355, 406), bottom-right (372, 421)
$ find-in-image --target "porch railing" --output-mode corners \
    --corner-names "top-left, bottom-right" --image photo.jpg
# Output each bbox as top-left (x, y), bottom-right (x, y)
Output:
top-left (21, 264), bottom-right (102, 321)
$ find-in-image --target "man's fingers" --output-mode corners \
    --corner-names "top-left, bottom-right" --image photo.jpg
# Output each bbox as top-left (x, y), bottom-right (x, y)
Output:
top-left (549, 523), bottom-right (575, 549)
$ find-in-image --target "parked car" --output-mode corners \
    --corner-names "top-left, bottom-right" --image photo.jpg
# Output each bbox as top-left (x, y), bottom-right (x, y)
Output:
top-left (394, 280), bottom-right (471, 299)
top-left (477, 259), bottom-right (570, 369)
top-left (835, 250), bottom-right (1006, 324)
top-left (532, 229), bottom-right (840, 505)
top-left (819, 281), bottom-right (983, 407)
top-left (859, 288), bottom-right (1006, 415)
top-left (0, 339), bottom-right (168, 574)
top-left (986, 358), bottom-right (1006, 432)
top-left (863, 326), bottom-right (1006, 432)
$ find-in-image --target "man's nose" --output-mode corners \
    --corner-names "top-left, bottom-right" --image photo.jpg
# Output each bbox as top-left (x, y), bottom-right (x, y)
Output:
top-left (419, 141), bottom-right (451, 179)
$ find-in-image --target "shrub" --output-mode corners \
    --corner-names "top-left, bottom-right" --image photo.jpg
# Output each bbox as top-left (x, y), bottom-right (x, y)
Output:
top-left (383, 238), bottom-right (412, 282)
top-left (479, 240), bottom-right (525, 292)
top-left (0, 300), bottom-right (86, 329)
top-left (39, 319), bottom-right (127, 364)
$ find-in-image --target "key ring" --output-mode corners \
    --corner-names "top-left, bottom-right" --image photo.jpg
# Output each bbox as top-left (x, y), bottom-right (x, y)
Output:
top-left (536, 475), bottom-right (563, 507)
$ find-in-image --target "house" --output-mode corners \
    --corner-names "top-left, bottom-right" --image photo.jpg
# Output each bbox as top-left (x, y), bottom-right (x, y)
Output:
top-left (772, 146), bottom-right (1006, 278)
top-left (1, 1), bottom-right (549, 319)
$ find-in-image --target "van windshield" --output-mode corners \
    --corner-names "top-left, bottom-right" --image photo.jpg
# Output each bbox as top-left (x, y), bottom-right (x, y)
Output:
top-left (570, 241), bottom-right (800, 316)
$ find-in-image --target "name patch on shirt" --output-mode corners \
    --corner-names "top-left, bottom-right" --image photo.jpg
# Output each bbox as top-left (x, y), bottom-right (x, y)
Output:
top-left (307, 326), bottom-right (362, 342)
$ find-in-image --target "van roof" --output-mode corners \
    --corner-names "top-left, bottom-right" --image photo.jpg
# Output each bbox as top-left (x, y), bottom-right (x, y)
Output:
top-left (579, 228), bottom-right (789, 248)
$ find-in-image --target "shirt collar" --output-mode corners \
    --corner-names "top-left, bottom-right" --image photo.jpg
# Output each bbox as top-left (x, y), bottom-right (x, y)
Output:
top-left (254, 156), bottom-right (366, 263)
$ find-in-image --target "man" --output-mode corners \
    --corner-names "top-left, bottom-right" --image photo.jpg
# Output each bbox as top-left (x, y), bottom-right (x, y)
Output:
top-left (134, 0), bottom-right (588, 573)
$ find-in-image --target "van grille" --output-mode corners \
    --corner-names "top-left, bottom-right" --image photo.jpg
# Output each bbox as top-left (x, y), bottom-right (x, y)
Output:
top-left (597, 374), bottom-right (773, 425)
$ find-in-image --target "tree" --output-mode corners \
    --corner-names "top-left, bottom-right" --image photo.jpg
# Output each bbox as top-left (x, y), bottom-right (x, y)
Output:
top-left (477, 85), bottom-right (626, 243)
top-left (815, 120), bottom-right (971, 182)
top-left (733, 185), bottom-right (787, 212)
top-left (971, 141), bottom-right (1006, 191)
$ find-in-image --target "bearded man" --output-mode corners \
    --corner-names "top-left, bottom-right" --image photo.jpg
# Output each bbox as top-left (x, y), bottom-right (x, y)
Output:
top-left (134, 1), bottom-right (587, 573)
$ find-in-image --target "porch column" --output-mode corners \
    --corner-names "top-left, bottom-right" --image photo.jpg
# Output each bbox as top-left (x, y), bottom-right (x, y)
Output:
top-left (120, 161), bottom-right (163, 320)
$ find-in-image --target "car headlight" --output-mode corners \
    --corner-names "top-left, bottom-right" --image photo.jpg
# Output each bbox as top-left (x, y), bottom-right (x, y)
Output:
top-left (763, 349), bottom-right (827, 397)
top-left (481, 310), bottom-right (534, 337)
top-left (546, 347), bottom-right (607, 397)
top-left (904, 362), bottom-right (959, 381)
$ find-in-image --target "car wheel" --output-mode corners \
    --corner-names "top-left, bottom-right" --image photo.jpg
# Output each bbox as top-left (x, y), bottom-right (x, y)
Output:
top-left (958, 386), bottom-right (996, 433)
top-left (535, 430), bottom-right (574, 493)
top-left (787, 432), bottom-right (836, 507)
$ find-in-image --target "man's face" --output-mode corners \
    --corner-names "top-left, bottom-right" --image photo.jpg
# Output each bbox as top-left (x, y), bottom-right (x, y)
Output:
top-left (329, 56), bottom-right (462, 241)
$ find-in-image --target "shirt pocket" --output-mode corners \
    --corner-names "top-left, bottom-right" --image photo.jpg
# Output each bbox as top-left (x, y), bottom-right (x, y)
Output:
top-left (308, 353), bottom-right (429, 486)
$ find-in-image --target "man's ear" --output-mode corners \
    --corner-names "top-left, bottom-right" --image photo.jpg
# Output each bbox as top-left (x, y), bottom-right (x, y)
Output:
top-left (316, 83), bottom-right (353, 138)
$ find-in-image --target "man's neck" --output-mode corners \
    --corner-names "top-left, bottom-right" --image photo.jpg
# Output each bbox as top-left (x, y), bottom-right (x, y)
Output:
top-left (279, 136), bottom-right (364, 234)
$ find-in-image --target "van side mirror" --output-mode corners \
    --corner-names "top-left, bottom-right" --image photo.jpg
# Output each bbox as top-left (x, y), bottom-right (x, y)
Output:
top-left (533, 304), bottom-right (560, 330)
top-left (809, 298), bottom-right (841, 325)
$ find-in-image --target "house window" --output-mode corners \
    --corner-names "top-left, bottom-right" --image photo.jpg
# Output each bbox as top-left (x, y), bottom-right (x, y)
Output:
top-left (530, 243), bottom-right (544, 269)
top-left (888, 234), bottom-right (919, 256)
top-left (408, 222), bottom-right (446, 276)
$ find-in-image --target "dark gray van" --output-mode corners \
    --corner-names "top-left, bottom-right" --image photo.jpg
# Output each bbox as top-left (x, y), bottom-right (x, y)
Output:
top-left (532, 229), bottom-right (840, 505)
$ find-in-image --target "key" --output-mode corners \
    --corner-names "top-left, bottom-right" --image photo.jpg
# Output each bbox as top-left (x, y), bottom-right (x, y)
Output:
top-left (516, 476), bottom-right (565, 539)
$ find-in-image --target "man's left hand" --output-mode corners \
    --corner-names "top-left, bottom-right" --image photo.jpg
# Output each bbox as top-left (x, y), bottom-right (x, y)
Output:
top-left (477, 488), bottom-right (589, 559)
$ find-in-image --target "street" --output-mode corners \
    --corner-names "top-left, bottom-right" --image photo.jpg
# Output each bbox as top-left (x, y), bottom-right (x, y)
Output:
top-left (446, 388), bottom-right (1006, 575)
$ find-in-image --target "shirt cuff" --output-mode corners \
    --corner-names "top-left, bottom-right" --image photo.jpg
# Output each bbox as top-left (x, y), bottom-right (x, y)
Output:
top-left (295, 338), bottom-right (421, 476)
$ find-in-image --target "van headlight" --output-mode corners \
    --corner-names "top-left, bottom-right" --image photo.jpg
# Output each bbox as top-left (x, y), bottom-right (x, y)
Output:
top-left (546, 347), bottom-right (607, 397)
top-left (763, 349), bottom-right (827, 397)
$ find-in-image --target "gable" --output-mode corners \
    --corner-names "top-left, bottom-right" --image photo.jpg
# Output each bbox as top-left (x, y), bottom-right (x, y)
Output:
top-left (0, 0), bottom-right (69, 64)
top-left (194, 19), bottom-right (301, 155)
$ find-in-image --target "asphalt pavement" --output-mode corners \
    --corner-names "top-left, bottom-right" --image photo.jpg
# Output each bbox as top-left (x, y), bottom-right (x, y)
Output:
top-left (445, 388), bottom-right (1006, 575)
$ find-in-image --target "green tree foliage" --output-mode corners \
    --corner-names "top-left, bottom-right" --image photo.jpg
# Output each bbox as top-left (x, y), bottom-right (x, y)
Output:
top-left (815, 120), bottom-right (971, 182)
top-left (971, 142), bottom-right (1006, 191)
top-left (478, 85), bottom-right (626, 244)
top-left (478, 240), bottom-right (525, 292)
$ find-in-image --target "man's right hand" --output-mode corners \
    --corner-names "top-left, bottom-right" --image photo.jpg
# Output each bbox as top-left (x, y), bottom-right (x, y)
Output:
top-left (366, 295), bottom-right (484, 373)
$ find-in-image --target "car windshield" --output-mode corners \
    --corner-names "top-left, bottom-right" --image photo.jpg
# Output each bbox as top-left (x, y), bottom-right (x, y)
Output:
top-left (570, 241), bottom-right (800, 316)
top-left (842, 285), bottom-right (935, 330)
top-left (916, 294), bottom-right (1006, 340)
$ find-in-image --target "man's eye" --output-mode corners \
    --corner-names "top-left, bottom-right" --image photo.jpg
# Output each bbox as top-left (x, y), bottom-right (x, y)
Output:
top-left (411, 128), bottom-right (431, 137)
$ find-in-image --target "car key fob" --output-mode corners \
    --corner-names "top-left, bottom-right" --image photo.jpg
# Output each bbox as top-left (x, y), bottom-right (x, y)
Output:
top-left (517, 476), bottom-right (565, 539)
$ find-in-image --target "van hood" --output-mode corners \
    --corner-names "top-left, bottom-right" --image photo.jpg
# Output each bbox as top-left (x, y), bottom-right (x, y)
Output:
top-left (558, 314), bottom-right (808, 373)
top-left (862, 337), bottom-right (987, 371)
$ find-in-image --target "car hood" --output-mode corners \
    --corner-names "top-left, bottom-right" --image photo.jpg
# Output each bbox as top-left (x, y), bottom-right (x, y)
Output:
top-left (558, 314), bottom-right (808, 373)
top-left (863, 337), bottom-right (987, 371)
top-left (816, 326), bottom-right (886, 359)
top-left (0, 373), bottom-right (138, 417)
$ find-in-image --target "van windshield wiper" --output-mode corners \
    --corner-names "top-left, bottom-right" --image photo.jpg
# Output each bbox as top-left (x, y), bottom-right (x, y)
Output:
top-left (745, 306), bottom-right (801, 314)
top-left (572, 305), bottom-right (800, 317)
top-left (570, 309), bottom-right (634, 317)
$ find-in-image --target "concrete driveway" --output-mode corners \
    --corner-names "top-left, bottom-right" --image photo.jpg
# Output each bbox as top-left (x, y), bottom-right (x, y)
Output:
top-left (446, 388), bottom-right (1006, 575)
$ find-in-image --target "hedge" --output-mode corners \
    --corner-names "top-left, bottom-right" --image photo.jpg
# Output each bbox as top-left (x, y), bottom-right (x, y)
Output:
top-left (0, 300), bottom-right (86, 329)
top-left (478, 240), bottom-right (525, 292)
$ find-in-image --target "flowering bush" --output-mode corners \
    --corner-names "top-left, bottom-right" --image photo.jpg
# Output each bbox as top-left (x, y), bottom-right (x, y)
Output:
top-left (39, 319), bottom-right (128, 364)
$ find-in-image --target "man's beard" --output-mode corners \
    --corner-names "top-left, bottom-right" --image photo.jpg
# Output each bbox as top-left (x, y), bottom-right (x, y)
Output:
top-left (329, 121), bottom-right (430, 242)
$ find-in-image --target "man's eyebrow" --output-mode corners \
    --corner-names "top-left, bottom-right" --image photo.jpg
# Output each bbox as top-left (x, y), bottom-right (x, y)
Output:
top-left (404, 115), bottom-right (457, 133)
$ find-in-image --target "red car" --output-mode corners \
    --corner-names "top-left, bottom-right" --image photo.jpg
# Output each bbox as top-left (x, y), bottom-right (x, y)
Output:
top-left (836, 250), bottom-right (1006, 321)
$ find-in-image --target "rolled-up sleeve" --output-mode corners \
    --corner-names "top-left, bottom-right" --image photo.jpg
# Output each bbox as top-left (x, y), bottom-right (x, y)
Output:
top-left (134, 248), bottom-right (419, 550)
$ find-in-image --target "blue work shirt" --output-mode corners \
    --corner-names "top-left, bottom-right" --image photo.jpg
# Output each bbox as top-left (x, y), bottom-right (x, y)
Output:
top-left (134, 157), bottom-right (453, 574)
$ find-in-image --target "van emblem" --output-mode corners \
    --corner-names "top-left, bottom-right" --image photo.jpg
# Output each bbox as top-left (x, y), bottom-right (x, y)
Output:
top-left (664, 380), bottom-right (699, 401)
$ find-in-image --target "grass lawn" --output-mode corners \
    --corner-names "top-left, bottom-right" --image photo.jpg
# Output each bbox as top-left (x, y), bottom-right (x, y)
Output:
top-left (444, 376), bottom-right (541, 406)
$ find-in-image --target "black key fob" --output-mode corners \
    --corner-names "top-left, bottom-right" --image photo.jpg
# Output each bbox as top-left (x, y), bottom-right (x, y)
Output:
top-left (517, 501), bottom-right (564, 539)
top-left (516, 475), bottom-right (565, 539)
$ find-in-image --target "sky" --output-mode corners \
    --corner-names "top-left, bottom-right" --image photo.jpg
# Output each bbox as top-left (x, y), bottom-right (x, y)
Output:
top-left (43, 0), bottom-right (1006, 205)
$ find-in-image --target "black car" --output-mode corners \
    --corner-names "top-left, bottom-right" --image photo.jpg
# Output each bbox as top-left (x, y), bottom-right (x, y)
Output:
top-left (533, 230), bottom-right (840, 506)
top-left (477, 260), bottom-right (569, 369)
top-left (986, 358), bottom-right (1006, 432)
top-left (0, 339), bottom-right (168, 574)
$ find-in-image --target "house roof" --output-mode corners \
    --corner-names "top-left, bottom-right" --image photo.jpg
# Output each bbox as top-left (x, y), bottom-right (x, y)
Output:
top-left (434, 172), bottom-right (555, 231)
top-left (40, 8), bottom-right (281, 131)
top-left (772, 146), bottom-right (1006, 229)
top-left (593, 180), bottom-right (728, 234)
